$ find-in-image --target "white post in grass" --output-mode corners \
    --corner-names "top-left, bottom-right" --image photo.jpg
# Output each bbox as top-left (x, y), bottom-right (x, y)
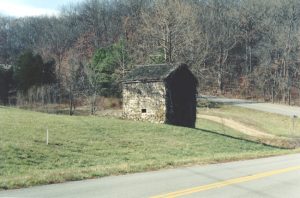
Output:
top-left (46, 127), bottom-right (49, 145)
top-left (292, 115), bottom-right (297, 136)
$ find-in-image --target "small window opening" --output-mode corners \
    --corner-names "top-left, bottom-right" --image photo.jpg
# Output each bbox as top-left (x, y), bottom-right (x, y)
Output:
top-left (142, 109), bottom-right (147, 113)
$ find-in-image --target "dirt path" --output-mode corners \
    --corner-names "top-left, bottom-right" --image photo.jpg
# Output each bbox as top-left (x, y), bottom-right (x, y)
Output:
top-left (198, 114), bottom-right (299, 149)
top-left (198, 115), bottom-right (277, 139)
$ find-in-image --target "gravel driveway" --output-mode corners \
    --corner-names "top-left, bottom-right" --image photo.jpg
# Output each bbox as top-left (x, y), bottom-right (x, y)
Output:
top-left (200, 95), bottom-right (300, 117)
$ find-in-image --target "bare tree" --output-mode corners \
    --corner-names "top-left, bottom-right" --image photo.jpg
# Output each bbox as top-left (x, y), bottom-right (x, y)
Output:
top-left (134, 0), bottom-right (201, 64)
top-left (202, 0), bottom-right (240, 93)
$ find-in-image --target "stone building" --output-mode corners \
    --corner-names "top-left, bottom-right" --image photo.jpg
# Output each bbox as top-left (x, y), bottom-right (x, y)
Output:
top-left (122, 63), bottom-right (198, 128)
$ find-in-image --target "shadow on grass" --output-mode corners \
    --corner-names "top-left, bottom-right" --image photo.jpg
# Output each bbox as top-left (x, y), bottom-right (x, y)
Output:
top-left (195, 127), bottom-right (289, 149)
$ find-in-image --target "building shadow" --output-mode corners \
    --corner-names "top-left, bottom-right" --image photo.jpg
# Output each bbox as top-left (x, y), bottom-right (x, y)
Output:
top-left (195, 128), bottom-right (285, 149)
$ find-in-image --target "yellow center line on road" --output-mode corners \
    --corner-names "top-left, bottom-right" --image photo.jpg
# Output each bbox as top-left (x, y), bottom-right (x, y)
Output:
top-left (151, 165), bottom-right (300, 198)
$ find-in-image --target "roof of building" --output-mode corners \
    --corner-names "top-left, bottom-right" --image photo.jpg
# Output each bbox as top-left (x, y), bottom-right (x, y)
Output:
top-left (0, 64), bottom-right (12, 70)
top-left (123, 64), bottom-right (177, 83)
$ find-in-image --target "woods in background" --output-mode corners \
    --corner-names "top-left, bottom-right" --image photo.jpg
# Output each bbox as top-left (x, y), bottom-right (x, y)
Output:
top-left (1, 0), bottom-right (300, 110)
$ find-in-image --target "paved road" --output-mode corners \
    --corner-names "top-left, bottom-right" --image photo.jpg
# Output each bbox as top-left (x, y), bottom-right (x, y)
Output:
top-left (201, 95), bottom-right (300, 117)
top-left (1, 154), bottom-right (300, 198)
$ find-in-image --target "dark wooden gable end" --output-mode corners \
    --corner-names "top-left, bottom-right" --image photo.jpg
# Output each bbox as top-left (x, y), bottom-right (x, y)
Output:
top-left (165, 64), bottom-right (198, 128)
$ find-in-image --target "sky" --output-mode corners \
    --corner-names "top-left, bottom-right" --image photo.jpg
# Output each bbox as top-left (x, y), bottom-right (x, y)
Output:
top-left (0, 0), bottom-right (85, 17)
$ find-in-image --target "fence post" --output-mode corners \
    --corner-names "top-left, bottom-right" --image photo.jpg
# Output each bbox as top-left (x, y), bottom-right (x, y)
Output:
top-left (46, 127), bottom-right (49, 145)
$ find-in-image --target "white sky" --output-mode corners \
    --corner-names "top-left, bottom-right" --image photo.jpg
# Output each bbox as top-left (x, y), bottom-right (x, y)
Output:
top-left (0, 0), bottom-right (84, 17)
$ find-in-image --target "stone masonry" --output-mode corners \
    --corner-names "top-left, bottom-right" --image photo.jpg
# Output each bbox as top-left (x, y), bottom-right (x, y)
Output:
top-left (123, 81), bottom-right (166, 123)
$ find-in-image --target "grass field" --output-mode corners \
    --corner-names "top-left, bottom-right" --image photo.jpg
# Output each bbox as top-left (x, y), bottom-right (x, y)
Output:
top-left (0, 106), bottom-right (295, 190)
top-left (199, 105), bottom-right (300, 138)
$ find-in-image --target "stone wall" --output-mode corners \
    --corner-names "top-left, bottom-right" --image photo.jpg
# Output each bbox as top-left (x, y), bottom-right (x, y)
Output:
top-left (123, 81), bottom-right (166, 123)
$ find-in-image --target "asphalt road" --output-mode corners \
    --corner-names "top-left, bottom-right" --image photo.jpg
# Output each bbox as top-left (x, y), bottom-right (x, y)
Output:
top-left (1, 153), bottom-right (300, 198)
top-left (201, 95), bottom-right (300, 117)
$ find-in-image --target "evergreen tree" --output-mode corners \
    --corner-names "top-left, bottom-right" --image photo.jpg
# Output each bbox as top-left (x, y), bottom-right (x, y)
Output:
top-left (0, 65), bottom-right (13, 104)
top-left (14, 51), bottom-right (56, 92)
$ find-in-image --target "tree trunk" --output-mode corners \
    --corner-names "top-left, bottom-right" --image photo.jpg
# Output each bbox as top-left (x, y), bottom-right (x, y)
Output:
top-left (90, 92), bottom-right (97, 115)
top-left (69, 96), bottom-right (74, 116)
top-left (168, 30), bottom-right (172, 63)
top-left (288, 88), bottom-right (291, 106)
top-left (69, 83), bottom-right (74, 116)
top-left (272, 86), bottom-right (275, 103)
top-left (217, 71), bottom-right (223, 94)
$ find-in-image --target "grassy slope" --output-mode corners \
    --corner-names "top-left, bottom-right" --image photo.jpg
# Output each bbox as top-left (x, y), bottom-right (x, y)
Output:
top-left (0, 106), bottom-right (293, 190)
top-left (199, 105), bottom-right (300, 138)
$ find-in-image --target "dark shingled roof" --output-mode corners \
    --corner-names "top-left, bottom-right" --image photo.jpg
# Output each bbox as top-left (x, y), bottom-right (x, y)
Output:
top-left (0, 64), bottom-right (12, 70)
top-left (123, 64), bottom-right (176, 83)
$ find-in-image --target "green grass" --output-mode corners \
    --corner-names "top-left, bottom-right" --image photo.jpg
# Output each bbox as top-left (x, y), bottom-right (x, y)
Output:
top-left (199, 105), bottom-right (300, 138)
top-left (0, 106), bottom-right (294, 190)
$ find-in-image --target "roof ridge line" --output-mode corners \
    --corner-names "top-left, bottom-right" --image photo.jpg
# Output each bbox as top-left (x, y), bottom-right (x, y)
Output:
top-left (135, 63), bottom-right (172, 67)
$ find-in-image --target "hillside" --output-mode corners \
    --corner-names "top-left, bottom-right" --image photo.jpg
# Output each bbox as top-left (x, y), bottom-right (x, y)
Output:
top-left (0, 106), bottom-right (291, 190)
